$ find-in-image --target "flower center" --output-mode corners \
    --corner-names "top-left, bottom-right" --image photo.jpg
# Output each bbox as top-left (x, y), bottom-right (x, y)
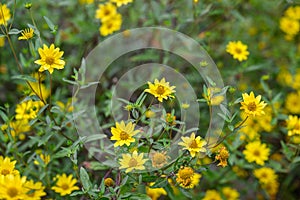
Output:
top-left (1, 169), bottom-right (10, 175)
top-left (61, 183), bottom-right (69, 190)
top-left (253, 150), bottom-right (260, 157)
top-left (119, 131), bottom-right (129, 140)
top-left (45, 57), bottom-right (55, 65)
top-left (235, 48), bottom-right (242, 54)
top-left (128, 158), bottom-right (138, 168)
top-left (156, 85), bottom-right (165, 95)
top-left (7, 187), bottom-right (18, 197)
top-left (247, 102), bottom-right (257, 111)
top-left (261, 172), bottom-right (267, 178)
top-left (153, 153), bottom-right (166, 164)
top-left (179, 168), bottom-right (194, 179)
top-left (189, 140), bottom-right (198, 149)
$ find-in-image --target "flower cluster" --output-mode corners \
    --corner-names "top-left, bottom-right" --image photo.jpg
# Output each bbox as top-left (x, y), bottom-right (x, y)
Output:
top-left (279, 6), bottom-right (300, 40)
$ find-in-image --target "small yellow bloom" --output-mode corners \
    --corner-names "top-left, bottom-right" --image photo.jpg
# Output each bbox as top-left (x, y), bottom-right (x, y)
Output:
top-left (110, 121), bottom-right (139, 147)
top-left (149, 151), bottom-right (169, 168)
top-left (0, 37), bottom-right (5, 47)
top-left (0, 174), bottom-right (28, 199)
top-left (34, 154), bottom-right (51, 166)
top-left (178, 132), bottom-right (207, 157)
top-left (18, 28), bottom-right (34, 40)
top-left (24, 180), bottom-right (46, 199)
top-left (165, 113), bottom-right (176, 126)
top-left (15, 100), bottom-right (43, 120)
top-left (0, 4), bottom-right (11, 25)
top-left (0, 156), bottom-right (19, 176)
top-left (203, 87), bottom-right (224, 106)
top-left (144, 78), bottom-right (176, 103)
top-left (202, 190), bottom-right (222, 200)
top-left (226, 41), bottom-right (249, 62)
top-left (1, 120), bottom-right (31, 139)
top-left (99, 13), bottom-right (122, 36)
top-left (280, 17), bottom-right (299, 36)
top-left (176, 166), bottom-right (201, 189)
top-left (286, 115), bottom-right (300, 136)
top-left (145, 110), bottom-right (155, 118)
top-left (181, 103), bottom-right (190, 109)
top-left (243, 141), bottom-right (270, 166)
top-left (254, 167), bottom-right (277, 185)
top-left (285, 6), bottom-right (300, 20)
top-left (51, 174), bottom-right (79, 196)
top-left (110, 0), bottom-right (133, 7)
top-left (285, 91), bottom-right (300, 114)
top-left (240, 91), bottom-right (267, 117)
top-left (119, 151), bottom-right (148, 173)
top-left (95, 3), bottom-right (117, 22)
top-left (221, 187), bottom-right (240, 200)
top-left (34, 44), bottom-right (66, 74)
top-left (104, 178), bottom-right (115, 187)
top-left (215, 146), bottom-right (229, 167)
top-left (146, 182), bottom-right (167, 200)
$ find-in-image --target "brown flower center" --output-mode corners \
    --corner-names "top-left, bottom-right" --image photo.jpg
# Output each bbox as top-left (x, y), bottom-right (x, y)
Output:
top-left (153, 153), bottom-right (166, 165)
top-left (247, 102), bottom-right (257, 111)
top-left (179, 168), bottom-right (194, 179)
top-left (119, 131), bottom-right (129, 140)
top-left (128, 158), bottom-right (138, 168)
top-left (45, 57), bottom-right (55, 65)
top-left (235, 48), bottom-right (242, 54)
top-left (189, 140), bottom-right (198, 148)
top-left (7, 187), bottom-right (18, 197)
top-left (1, 169), bottom-right (10, 175)
top-left (156, 85), bottom-right (165, 95)
top-left (253, 150), bottom-right (260, 157)
top-left (61, 183), bottom-right (69, 190)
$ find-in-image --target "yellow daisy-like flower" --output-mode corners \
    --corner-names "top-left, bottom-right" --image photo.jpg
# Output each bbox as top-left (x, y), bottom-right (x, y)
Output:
top-left (215, 146), bottom-right (229, 167)
top-left (99, 13), bottom-right (122, 36)
top-left (51, 174), bottom-right (79, 196)
top-left (1, 119), bottom-right (31, 139)
top-left (254, 167), bottom-right (277, 185)
top-left (119, 150), bottom-right (148, 173)
top-left (24, 180), bottom-right (46, 199)
top-left (285, 6), bottom-right (300, 20)
top-left (18, 28), bottom-right (34, 40)
top-left (15, 100), bottom-right (43, 120)
top-left (34, 154), bottom-right (51, 166)
top-left (221, 187), bottom-right (240, 200)
top-left (110, 120), bottom-right (139, 147)
top-left (34, 44), bottom-right (66, 74)
top-left (146, 182), bottom-right (167, 200)
top-left (0, 4), bottom-right (11, 25)
top-left (178, 132), bottom-right (207, 157)
top-left (286, 115), bottom-right (300, 136)
top-left (145, 78), bottom-right (176, 102)
top-left (149, 151), bottom-right (169, 168)
top-left (243, 141), bottom-right (270, 166)
top-left (0, 156), bottom-right (19, 176)
top-left (202, 190), bottom-right (222, 200)
top-left (110, 0), bottom-right (133, 7)
top-left (285, 91), bottom-right (300, 114)
top-left (0, 37), bottom-right (5, 47)
top-left (95, 3), bottom-right (117, 22)
top-left (280, 17), bottom-right (300, 36)
top-left (226, 41), bottom-right (250, 62)
top-left (176, 166), bottom-right (201, 189)
top-left (240, 91), bottom-right (267, 117)
top-left (104, 178), bottom-right (115, 187)
top-left (226, 40), bottom-right (249, 60)
top-left (262, 179), bottom-right (279, 198)
top-left (0, 174), bottom-right (28, 200)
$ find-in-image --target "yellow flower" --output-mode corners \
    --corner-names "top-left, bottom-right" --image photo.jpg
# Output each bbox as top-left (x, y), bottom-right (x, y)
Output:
top-left (104, 178), bottom-right (115, 187)
top-left (34, 154), bottom-right (51, 166)
top-left (149, 151), bottom-right (169, 168)
top-left (286, 115), bottom-right (300, 136)
top-left (15, 100), bottom-right (43, 120)
top-left (181, 103), bottom-right (190, 109)
top-left (110, 120), bottom-right (139, 147)
top-left (0, 156), bottom-right (19, 176)
top-left (119, 150), bottom-right (148, 173)
top-left (24, 180), bottom-right (46, 199)
top-left (285, 91), bottom-right (300, 114)
top-left (0, 37), bottom-right (5, 47)
top-left (110, 0), bottom-right (133, 7)
top-left (146, 182), bottom-right (167, 200)
top-left (56, 100), bottom-right (74, 112)
top-left (178, 132), bottom-right (207, 157)
top-left (226, 41), bottom-right (249, 62)
top-left (1, 120), bottom-right (31, 139)
top-left (202, 189), bottom-right (222, 200)
top-left (34, 44), bottom-right (66, 74)
top-left (145, 110), bottom-right (155, 118)
top-left (99, 13), bottom-right (122, 36)
top-left (145, 78), bottom-right (176, 102)
top-left (51, 174), bottom-right (79, 196)
top-left (0, 174), bottom-right (28, 200)
top-left (240, 91), bottom-right (267, 117)
top-left (254, 167), bottom-right (277, 185)
top-left (262, 179), bottom-right (279, 198)
top-left (165, 113), bottom-right (176, 126)
top-left (18, 28), bottom-right (34, 40)
top-left (280, 17), bottom-right (299, 36)
top-left (176, 166), bottom-right (201, 189)
top-left (285, 6), bottom-right (300, 20)
top-left (221, 187), bottom-right (240, 200)
top-left (203, 87), bottom-right (224, 106)
top-left (95, 3), bottom-right (117, 22)
top-left (215, 146), bottom-right (229, 167)
top-left (0, 4), bottom-right (11, 25)
top-left (243, 141), bottom-right (270, 166)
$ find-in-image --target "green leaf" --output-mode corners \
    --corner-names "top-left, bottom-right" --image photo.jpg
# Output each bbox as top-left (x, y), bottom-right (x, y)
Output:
top-left (12, 75), bottom-right (37, 83)
top-left (8, 28), bottom-right (21, 35)
top-left (80, 167), bottom-right (92, 191)
top-left (43, 16), bottom-right (56, 31)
